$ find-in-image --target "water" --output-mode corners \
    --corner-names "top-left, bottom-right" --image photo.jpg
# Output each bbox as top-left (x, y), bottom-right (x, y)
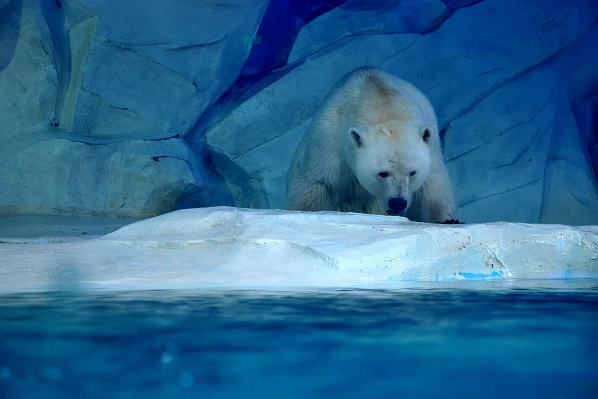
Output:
top-left (1, 281), bottom-right (597, 399)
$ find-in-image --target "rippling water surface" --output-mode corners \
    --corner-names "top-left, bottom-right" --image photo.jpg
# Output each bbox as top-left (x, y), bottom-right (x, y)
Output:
top-left (1, 281), bottom-right (597, 398)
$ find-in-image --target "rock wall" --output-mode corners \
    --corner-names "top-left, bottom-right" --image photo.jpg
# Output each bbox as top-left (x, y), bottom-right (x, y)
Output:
top-left (1, 0), bottom-right (597, 224)
top-left (0, 0), bottom-right (268, 216)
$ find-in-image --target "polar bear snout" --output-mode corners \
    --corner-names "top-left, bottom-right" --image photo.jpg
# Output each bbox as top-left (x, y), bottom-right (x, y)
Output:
top-left (387, 197), bottom-right (407, 216)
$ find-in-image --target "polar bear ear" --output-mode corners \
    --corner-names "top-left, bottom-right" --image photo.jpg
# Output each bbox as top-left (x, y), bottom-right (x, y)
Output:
top-left (349, 128), bottom-right (364, 148)
top-left (420, 125), bottom-right (433, 144)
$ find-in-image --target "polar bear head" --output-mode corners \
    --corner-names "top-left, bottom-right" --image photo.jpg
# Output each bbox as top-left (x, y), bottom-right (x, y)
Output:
top-left (344, 122), bottom-right (433, 216)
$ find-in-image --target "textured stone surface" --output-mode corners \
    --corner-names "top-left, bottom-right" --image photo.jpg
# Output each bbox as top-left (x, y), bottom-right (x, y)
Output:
top-left (441, 0), bottom-right (483, 10)
top-left (0, 0), bottom-right (265, 216)
top-left (0, 207), bottom-right (596, 292)
top-left (445, 63), bottom-right (598, 224)
top-left (444, 20), bottom-right (598, 224)
top-left (288, 0), bottom-right (448, 63)
top-left (0, 133), bottom-right (197, 216)
top-left (240, 0), bottom-right (343, 76)
top-left (0, 1), bottom-right (57, 141)
top-left (68, 0), bottom-right (269, 138)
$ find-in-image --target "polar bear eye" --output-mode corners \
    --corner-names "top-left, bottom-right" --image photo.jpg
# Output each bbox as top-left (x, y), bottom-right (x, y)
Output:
top-left (409, 171), bottom-right (417, 177)
top-left (378, 172), bottom-right (389, 178)
top-left (422, 128), bottom-right (431, 143)
top-left (350, 130), bottom-right (363, 148)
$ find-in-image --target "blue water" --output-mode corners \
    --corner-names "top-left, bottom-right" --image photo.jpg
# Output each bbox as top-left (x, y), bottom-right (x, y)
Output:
top-left (1, 281), bottom-right (597, 399)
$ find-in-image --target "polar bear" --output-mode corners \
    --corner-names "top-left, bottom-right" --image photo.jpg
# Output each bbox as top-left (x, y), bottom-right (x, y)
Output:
top-left (286, 67), bottom-right (456, 223)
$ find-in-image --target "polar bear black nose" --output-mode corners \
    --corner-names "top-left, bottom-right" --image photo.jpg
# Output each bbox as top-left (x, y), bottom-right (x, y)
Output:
top-left (388, 197), bottom-right (407, 212)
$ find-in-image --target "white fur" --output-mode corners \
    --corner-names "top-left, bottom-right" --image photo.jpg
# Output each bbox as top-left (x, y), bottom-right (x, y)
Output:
top-left (287, 67), bottom-right (455, 223)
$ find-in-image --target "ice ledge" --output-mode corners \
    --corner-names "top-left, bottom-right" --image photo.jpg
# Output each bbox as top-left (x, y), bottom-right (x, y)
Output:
top-left (1, 207), bottom-right (597, 293)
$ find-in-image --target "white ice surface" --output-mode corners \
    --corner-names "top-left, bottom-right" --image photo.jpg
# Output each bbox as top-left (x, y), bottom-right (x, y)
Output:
top-left (1, 207), bottom-right (597, 293)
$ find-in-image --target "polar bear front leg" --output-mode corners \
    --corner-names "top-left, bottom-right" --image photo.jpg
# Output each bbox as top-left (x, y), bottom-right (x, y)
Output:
top-left (426, 196), bottom-right (456, 224)
top-left (289, 181), bottom-right (336, 212)
top-left (416, 161), bottom-right (457, 223)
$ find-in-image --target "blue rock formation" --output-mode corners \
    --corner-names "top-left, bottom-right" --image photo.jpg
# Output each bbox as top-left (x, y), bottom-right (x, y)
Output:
top-left (0, 0), bottom-right (596, 224)
top-left (0, 0), bottom-right (22, 71)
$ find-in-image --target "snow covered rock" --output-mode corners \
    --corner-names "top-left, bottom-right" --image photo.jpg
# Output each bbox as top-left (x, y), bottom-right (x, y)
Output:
top-left (1, 207), bottom-right (596, 293)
